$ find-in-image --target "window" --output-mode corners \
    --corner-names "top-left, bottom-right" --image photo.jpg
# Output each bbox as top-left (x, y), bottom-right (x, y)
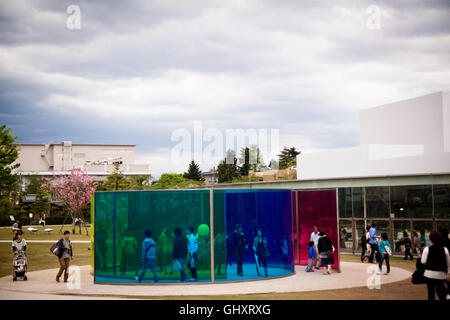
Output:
top-left (390, 185), bottom-right (432, 218)
top-left (352, 187), bottom-right (364, 218)
top-left (366, 187), bottom-right (390, 218)
top-left (433, 184), bottom-right (450, 219)
top-left (338, 188), bottom-right (352, 218)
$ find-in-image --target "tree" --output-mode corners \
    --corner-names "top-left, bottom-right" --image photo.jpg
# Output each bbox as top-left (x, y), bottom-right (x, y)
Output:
top-left (0, 124), bottom-right (21, 216)
top-left (25, 176), bottom-right (45, 194)
top-left (217, 150), bottom-right (240, 183)
top-left (239, 145), bottom-right (266, 176)
top-left (103, 163), bottom-right (132, 191)
top-left (0, 124), bottom-right (20, 196)
top-left (31, 189), bottom-right (50, 217)
top-left (150, 173), bottom-right (200, 189)
top-left (183, 160), bottom-right (204, 182)
top-left (278, 146), bottom-right (301, 169)
top-left (129, 175), bottom-right (152, 190)
top-left (41, 168), bottom-right (97, 234)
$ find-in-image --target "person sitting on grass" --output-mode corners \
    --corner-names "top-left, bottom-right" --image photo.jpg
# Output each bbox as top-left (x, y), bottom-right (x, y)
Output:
top-left (378, 233), bottom-right (392, 275)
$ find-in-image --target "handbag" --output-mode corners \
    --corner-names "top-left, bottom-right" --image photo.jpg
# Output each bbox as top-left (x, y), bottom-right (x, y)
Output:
top-left (325, 250), bottom-right (333, 259)
top-left (411, 260), bottom-right (426, 284)
top-left (50, 242), bottom-right (60, 256)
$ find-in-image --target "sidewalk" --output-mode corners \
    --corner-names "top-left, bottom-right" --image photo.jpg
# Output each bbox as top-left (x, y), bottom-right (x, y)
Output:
top-left (0, 262), bottom-right (411, 299)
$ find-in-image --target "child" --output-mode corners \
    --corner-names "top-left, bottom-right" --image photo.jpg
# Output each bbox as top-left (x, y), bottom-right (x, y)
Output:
top-left (378, 233), bottom-right (392, 275)
top-left (305, 241), bottom-right (316, 272)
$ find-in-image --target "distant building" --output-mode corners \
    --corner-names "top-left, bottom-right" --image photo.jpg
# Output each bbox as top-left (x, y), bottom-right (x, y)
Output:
top-left (202, 169), bottom-right (217, 185)
top-left (13, 141), bottom-right (151, 190)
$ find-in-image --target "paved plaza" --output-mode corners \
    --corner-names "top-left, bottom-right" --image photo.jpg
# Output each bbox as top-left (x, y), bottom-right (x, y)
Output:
top-left (0, 262), bottom-right (411, 299)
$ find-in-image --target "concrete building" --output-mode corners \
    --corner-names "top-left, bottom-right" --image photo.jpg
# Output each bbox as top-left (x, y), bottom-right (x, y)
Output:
top-left (14, 141), bottom-right (151, 190)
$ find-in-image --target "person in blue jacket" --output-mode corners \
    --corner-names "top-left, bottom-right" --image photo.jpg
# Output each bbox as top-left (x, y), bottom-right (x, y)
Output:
top-left (136, 229), bottom-right (158, 283)
top-left (378, 232), bottom-right (392, 275)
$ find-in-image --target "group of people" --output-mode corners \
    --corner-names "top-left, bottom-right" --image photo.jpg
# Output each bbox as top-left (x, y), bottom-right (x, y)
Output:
top-left (360, 223), bottom-right (450, 300)
top-left (136, 226), bottom-right (199, 283)
top-left (360, 223), bottom-right (392, 274)
top-left (226, 225), bottom-right (292, 278)
top-left (306, 226), bottom-right (335, 275)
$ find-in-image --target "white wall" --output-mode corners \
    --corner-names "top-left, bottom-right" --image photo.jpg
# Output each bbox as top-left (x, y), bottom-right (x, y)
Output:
top-left (298, 91), bottom-right (450, 180)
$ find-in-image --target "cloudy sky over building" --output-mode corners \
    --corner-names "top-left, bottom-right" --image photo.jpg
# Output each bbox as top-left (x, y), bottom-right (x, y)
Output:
top-left (1, 0), bottom-right (449, 176)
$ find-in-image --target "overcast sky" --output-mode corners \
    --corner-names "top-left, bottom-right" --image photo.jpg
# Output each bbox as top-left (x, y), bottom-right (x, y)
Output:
top-left (1, 0), bottom-right (449, 177)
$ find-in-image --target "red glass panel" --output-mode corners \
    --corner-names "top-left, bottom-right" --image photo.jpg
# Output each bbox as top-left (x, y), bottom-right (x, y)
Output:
top-left (295, 189), bottom-right (339, 268)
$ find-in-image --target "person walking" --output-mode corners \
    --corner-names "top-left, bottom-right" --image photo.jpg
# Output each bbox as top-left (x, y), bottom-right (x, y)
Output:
top-left (136, 229), bottom-right (158, 283)
top-left (310, 225), bottom-right (321, 269)
top-left (305, 241), bottom-right (316, 272)
top-left (12, 231), bottom-right (26, 254)
top-left (399, 231), bottom-right (413, 260)
top-left (412, 231), bottom-right (422, 258)
top-left (120, 231), bottom-right (138, 277)
top-left (438, 226), bottom-right (450, 300)
top-left (421, 230), bottom-right (450, 301)
top-left (378, 233), bottom-right (392, 275)
top-left (318, 230), bottom-right (334, 275)
top-left (233, 225), bottom-right (247, 276)
top-left (187, 226), bottom-right (198, 281)
top-left (172, 227), bottom-right (187, 282)
top-left (361, 228), bottom-right (368, 262)
top-left (368, 223), bottom-right (380, 263)
top-left (56, 231), bottom-right (73, 283)
top-left (280, 234), bottom-right (289, 269)
top-left (253, 229), bottom-right (269, 277)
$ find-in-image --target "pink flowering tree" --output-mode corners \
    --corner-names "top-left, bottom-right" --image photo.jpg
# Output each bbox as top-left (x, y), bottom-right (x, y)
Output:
top-left (42, 168), bottom-right (97, 234)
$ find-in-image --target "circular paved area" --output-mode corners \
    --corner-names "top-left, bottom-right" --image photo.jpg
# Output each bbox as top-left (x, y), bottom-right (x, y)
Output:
top-left (0, 262), bottom-right (411, 299)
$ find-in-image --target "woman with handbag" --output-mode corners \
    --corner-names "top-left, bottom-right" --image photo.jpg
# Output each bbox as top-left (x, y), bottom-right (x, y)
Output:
top-left (253, 229), bottom-right (270, 277)
top-left (421, 230), bottom-right (450, 300)
top-left (318, 230), bottom-right (334, 275)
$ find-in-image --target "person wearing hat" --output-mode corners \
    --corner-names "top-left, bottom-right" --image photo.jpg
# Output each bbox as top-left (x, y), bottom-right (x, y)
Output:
top-left (318, 230), bottom-right (334, 275)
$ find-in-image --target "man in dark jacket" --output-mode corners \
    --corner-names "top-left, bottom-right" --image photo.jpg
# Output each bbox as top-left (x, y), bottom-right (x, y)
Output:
top-left (232, 225), bottom-right (247, 276)
top-left (318, 230), bottom-right (334, 275)
top-left (172, 227), bottom-right (187, 282)
top-left (56, 231), bottom-right (74, 283)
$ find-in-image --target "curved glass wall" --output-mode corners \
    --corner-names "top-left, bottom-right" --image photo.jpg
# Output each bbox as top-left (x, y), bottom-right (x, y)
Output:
top-left (93, 189), bottom-right (294, 284)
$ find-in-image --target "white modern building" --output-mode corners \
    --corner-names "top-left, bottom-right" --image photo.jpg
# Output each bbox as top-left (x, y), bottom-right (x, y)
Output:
top-left (298, 91), bottom-right (450, 180)
top-left (215, 91), bottom-right (450, 253)
top-left (14, 141), bottom-right (152, 190)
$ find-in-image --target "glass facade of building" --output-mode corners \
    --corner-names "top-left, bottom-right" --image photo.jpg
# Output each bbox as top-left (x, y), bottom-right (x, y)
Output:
top-left (338, 184), bottom-right (450, 254)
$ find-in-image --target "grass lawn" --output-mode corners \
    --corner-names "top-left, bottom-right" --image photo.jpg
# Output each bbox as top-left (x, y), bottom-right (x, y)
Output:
top-left (0, 225), bottom-right (91, 241)
top-left (0, 242), bottom-right (91, 278)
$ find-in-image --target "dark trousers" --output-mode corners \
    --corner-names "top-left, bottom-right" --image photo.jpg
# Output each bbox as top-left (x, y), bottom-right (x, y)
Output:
top-left (369, 243), bottom-right (380, 263)
top-left (404, 247), bottom-right (413, 260)
top-left (57, 258), bottom-right (70, 281)
top-left (235, 250), bottom-right (244, 275)
top-left (426, 278), bottom-right (447, 300)
top-left (379, 253), bottom-right (390, 273)
top-left (138, 258), bottom-right (158, 282)
top-left (256, 254), bottom-right (268, 276)
top-left (361, 246), bottom-right (366, 259)
top-left (188, 252), bottom-right (197, 280)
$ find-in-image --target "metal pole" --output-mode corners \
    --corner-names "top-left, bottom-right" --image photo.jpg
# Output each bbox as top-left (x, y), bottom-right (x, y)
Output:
top-left (336, 188), bottom-right (341, 273)
top-left (295, 190), bottom-right (299, 265)
top-left (112, 192), bottom-right (116, 277)
top-left (209, 188), bottom-right (215, 283)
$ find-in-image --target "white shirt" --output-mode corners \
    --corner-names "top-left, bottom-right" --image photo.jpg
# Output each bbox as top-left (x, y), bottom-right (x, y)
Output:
top-left (421, 246), bottom-right (450, 280)
top-left (310, 232), bottom-right (320, 246)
